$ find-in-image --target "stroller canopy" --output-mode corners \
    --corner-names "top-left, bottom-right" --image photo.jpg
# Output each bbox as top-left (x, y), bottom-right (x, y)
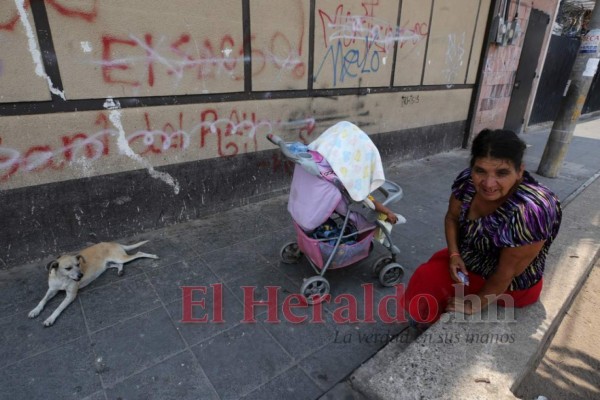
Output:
top-left (308, 121), bottom-right (385, 201)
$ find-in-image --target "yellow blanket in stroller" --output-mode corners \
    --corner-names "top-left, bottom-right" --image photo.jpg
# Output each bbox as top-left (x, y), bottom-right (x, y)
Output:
top-left (308, 121), bottom-right (385, 202)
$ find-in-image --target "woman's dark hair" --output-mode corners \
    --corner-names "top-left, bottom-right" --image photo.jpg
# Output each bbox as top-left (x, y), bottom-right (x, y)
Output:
top-left (470, 129), bottom-right (527, 168)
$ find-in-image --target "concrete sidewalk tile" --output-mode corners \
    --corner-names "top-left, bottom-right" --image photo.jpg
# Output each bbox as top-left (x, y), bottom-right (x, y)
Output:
top-left (83, 390), bottom-right (106, 400)
top-left (319, 273), bottom-right (370, 301)
top-left (106, 350), bottom-right (219, 400)
top-left (80, 391), bottom-right (106, 400)
top-left (146, 259), bottom-right (221, 304)
top-left (0, 261), bottom-right (49, 316)
top-left (259, 310), bottom-right (337, 360)
top-left (191, 322), bottom-right (293, 400)
top-left (320, 276), bottom-right (401, 320)
top-left (319, 381), bottom-right (368, 400)
top-left (175, 204), bottom-right (285, 255)
top-left (79, 274), bottom-right (162, 332)
top-left (0, 296), bottom-right (87, 368)
top-left (200, 241), bottom-right (276, 284)
top-left (276, 257), bottom-right (318, 285)
top-left (298, 335), bottom-right (381, 391)
top-left (0, 336), bottom-right (101, 400)
top-left (333, 319), bottom-right (409, 353)
top-left (130, 236), bottom-right (197, 270)
top-left (240, 366), bottom-right (322, 400)
top-left (247, 227), bottom-right (297, 264)
top-left (228, 266), bottom-right (300, 317)
top-left (91, 306), bottom-right (185, 387)
top-left (164, 284), bottom-right (245, 347)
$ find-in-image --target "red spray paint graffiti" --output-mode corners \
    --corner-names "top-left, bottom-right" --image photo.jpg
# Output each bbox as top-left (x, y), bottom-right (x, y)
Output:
top-left (101, 31), bottom-right (306, 87)
top-left (0, 0), bottom-right (97, 32)
top-left (0, 110), bottom-right (315, 183)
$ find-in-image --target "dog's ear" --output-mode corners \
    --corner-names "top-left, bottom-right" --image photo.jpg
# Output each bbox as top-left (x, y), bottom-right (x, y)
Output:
top-left (46, 260), bottom-right (59, 271)
top-left (76, 255), bottom-right (86, 265)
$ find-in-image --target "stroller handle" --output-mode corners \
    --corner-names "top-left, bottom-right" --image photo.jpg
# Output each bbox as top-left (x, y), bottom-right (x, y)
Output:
top-left (378, 180), bottom-right (403, 206)
top-left (267, 134), bottom-right (296, 160)
top-left (267, 134), bottom-right (321, 177)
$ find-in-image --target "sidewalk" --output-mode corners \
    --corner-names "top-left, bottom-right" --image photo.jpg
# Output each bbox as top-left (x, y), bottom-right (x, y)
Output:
top-left (1, 120), bottom-right (599, 400)
top-left (518, 258), bottom-right (600, 400)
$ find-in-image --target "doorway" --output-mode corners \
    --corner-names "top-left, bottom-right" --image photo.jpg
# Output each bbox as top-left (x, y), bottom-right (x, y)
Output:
top-left (504, 9), bottom-right (550, 132)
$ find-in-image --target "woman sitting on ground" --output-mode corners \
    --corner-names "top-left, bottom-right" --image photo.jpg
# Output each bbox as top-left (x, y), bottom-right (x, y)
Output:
top-left (402, 129), bottom-right (562, 324)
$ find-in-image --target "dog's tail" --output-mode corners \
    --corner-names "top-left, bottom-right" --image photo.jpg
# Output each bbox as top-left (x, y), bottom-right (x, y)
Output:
top-left (120, 240), bottom-right (150, 251)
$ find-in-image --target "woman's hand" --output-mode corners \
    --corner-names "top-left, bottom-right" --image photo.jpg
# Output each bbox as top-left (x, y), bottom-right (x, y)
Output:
top-left (449, 253), bottom-right (468, 283)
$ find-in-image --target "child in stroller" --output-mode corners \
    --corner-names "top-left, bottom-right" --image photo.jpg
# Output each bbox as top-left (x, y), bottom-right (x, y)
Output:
top-left (268, 121), bottom-right (406, 304)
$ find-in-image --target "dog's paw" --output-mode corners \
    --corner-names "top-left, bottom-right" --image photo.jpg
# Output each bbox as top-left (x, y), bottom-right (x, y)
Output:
top-left (43, 318), bottom-right (55, 327)
top-left (28, 309), bottom-right (41, 318)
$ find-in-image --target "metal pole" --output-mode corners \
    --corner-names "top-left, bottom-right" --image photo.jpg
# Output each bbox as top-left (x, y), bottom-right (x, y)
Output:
top-left (537, 2), bottom-right (600, 178)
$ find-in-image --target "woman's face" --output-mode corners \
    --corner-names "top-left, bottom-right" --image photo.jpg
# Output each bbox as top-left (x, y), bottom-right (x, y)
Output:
top-left (471, 157), bottom-right (524, 202)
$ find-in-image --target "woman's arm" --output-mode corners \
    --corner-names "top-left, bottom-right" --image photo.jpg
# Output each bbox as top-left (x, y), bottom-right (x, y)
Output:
top-left (445, 194), bottom-right (466, 282)
top-left (447, 240), bottom-right (545, 314)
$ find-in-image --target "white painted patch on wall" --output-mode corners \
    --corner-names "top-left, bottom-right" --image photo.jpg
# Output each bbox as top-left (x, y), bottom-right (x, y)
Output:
top-left (71, 156), bottom-right (95, 177)
top-left (15, 0), bottom-right (66, 100)
top-left (382, 56), bottom-right (387, 65)
top-left (222, 48), bottom-right (233, 57)
top-left (104, 97), bottom-right (181, 195)
top-left (81, 41), bottom-right (93, 53)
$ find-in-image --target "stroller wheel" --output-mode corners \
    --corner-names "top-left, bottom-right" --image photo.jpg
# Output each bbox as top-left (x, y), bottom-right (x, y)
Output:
top-left (280, 242), bottom-right (302, 264)
top-left (379, 263), bottom-right (405, 287)
top-left (300, 276), bottom-right (330, 305)
top-left (372, 255), bottom-right (392, 278)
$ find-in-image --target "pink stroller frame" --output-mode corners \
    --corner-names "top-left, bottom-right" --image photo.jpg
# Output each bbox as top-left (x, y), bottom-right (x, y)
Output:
top-left (268, 127), bottom-right (406, 304)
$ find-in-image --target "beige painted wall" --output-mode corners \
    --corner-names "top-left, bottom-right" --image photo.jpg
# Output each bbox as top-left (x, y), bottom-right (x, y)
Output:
top-left (467, 0), bottom-right (492, 84)
top-left (251, 0), bottom-right (310, 91)
top-left (393, 0), bottom-right (432, 86)
top-left (0, 89), bottom-right (472, 190)
top-left (48, 0), bottom-right (244, 97)
top-left (0, 0), bottom-right (51, 102)
top-left (1, 0), bottom-right (490, 192)
top-left (423, 0), bottom-right (480, 85)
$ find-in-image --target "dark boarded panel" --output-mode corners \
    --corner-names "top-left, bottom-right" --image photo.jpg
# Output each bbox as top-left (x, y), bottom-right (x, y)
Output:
top-left (0, 121), bottom-right (465, 267)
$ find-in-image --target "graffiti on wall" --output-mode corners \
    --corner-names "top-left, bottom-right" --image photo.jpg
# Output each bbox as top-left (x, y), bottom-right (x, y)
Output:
top-left (100, 32), bottom-right (305, 88)
top-left (314, 1), bottom-right (428, 86)
top-left (442, 32), bottom-right (466, 85)
top-left (3, 0), bottom-right (306, 94)
top-left (0, 108), bottom-right (315, 184)
top-left (1, 0), bottom-right (97, 32)
top-left (91, 1), bottom-right (304, 88)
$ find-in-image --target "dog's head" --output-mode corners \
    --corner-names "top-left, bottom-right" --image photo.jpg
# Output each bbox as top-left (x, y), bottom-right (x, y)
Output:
top-left (46, 255), bottom-right (86, 282)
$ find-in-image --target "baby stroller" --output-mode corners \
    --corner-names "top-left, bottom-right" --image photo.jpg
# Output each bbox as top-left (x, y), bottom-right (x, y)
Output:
top-left (268, 121), bottom-right (406, 304)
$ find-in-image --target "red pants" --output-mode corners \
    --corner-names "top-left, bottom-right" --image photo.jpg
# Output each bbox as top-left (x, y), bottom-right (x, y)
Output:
top-left (402, 249), bottom-right (543, 324)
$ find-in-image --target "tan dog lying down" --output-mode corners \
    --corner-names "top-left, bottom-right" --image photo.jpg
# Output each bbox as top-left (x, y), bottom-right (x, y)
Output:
top-left (28, 241), bottom-right (158, 326)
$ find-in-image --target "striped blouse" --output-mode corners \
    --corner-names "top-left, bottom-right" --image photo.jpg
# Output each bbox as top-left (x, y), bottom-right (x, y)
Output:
top-left (452, 168), bottom-right (562, 290)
